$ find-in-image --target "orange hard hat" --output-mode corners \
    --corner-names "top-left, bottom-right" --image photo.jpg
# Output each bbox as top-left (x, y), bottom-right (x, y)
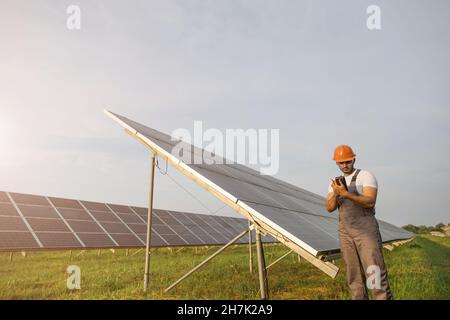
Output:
top-left (333, 145), bottom-right (356, 162)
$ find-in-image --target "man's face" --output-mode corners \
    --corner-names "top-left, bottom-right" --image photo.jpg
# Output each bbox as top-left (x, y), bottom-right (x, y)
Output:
top-left (336, 159), bottom-right (355, 174)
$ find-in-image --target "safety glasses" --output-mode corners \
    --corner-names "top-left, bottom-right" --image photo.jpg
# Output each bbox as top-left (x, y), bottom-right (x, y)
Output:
top-left (337, 160), bottom-right (353, 165)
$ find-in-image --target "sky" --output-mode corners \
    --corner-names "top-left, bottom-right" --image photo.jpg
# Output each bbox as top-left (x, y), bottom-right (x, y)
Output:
top-left (0, 0), bottom-right (449, 227)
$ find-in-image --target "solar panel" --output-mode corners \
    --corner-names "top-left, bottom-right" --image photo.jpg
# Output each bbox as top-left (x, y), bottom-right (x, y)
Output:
top-left (105, 110), bottom-right (413, 262)
top-left (0, 191), bottom-right (272, 251)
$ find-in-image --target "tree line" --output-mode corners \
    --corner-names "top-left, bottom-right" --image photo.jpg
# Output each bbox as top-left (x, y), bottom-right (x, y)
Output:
top-left (402, 223), bottom-right (449, 234)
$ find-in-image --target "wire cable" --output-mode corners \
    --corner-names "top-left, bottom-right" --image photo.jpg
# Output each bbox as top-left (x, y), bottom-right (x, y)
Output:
top-left (156, 157), bottom-right (227, 215)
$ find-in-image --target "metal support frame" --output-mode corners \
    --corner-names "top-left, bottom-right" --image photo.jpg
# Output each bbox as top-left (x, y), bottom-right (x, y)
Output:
top-left (165, 228), bottom-right (249, 293)
top-left (245, 217), bottom-right (339, 278)
top-left (248, 221), bottom-right (253, 274)
top-left (266, 249), bottom-right (293, 270)
top-left (132, 248), bottom-right (143, 256)
top-left (383, 238), bottom-right (414, 252)
top-left (143, 153), bottom-right (156, 292)
top-left (255, 228), bottom-right (269, 299)
top-left (76, 250), bottom-right (86, 258)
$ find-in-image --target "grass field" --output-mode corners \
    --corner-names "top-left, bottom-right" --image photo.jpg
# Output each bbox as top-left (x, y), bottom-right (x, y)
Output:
top-left (0, 235), bottom-right (449, 300)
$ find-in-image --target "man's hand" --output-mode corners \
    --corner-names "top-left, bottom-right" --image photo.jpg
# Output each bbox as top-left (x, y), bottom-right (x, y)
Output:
top-left (331, 179), bottom-right (348, 197)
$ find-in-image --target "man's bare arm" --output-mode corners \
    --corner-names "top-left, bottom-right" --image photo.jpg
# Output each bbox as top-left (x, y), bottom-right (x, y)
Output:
top-left (326, 192), bottom-right (339, 212)
top-left (341, 186), bottom-right (377, 209)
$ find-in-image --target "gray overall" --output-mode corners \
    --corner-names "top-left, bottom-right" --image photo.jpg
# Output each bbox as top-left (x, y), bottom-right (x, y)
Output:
top-left (338, 169), bottom-right (393, 300)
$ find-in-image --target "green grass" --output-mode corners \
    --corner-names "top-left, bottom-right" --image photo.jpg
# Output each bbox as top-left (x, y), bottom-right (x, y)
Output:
top-left (0, 235), bottom-right (448, 300)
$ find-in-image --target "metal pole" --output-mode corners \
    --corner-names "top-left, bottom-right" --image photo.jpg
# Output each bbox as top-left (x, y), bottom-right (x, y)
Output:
top-left (9, 252), bottom-right (13, 263)
top-left (256, 229), bottom-right (269, 299)
top-left (165, 228), bottom-right (249, 293)
top-left (76, 250), bottom-right (85, 258)
top-left (131, 248), bottom-right (143, 257)
top-left (266, 249), bottom-right (293, 270)
top-left (143, 154), bottom-right (156, 292)
top-left (248, 221), bottom-right (253, 274)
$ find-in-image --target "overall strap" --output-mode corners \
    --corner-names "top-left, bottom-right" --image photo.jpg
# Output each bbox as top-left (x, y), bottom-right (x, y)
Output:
top-left (350, 169), bottom-right (361, 184)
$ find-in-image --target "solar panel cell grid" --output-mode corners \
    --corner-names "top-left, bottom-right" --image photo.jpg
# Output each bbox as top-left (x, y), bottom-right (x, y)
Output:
top-left (130, 207), bottom-right (147, 215)
top-left (0, 232), bottom-right (40, 249)
top-left (57, 208), bottom-right (93, 221)
top-left (36, 232), bottom-right (81, 247)
top-left (19, 205), bottom-right (59, 218)
top-left (100, 222), bottom-right (131, 234)
top-left (26, 218), bottom-right (71, 232)
top-left (127, 224), bottom-right (147, 234)
top-left (160, 234), bottom-right (187, 246)
top-left (188, 216), bottom-right (229, 242)
top-left (107, 204), bottom-right (133, 214)
top-left (116, 213), bottom-right (142, 224)
top-left (76, 233), bottom-right (116, 247)
top-left (48, 197), bottom-right (83, 209)
top-left (67, 220), bottom-right (104, 233)
top-left (0, 192), bottom-right (11, 203)
top-left (0, 190), bottom-right (278, 251)
top-left (173, 212), bottom-right (197, 226)
top-left (153, 210), bottom-right (178, 224)
top-left (202, 216), bottom-right (235, 238)
top-left (180, 235), bottom-right (204, 245)
top-left (169, 225), bottom-right (199, 239)
top-left (10, 193), bottom-right (49, 206)
top-left (0, 216), bottom-right (29, 231)
top-left (0, 203), bottom-right (20, 217)
top-left (215, 216), bottom-right (241, 233)
top-left (196, 233), bottom-right (219, 244)
top-left (89, 210), bottom-right (120, 222)
top-left (80, 201), bottom-right (110, 212)
top-left (110, 234), bottom-right (142, 246)
top-left (137, 233), bottom-right (167, 246)
top-left (154, 224), bottom-right (177, 235)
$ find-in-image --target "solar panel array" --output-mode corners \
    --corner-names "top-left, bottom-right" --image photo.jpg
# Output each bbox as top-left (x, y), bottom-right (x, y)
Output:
top-left (106, 111), bottom-right (413, 257)
top-left (0, 191), bottom-right (274, 251)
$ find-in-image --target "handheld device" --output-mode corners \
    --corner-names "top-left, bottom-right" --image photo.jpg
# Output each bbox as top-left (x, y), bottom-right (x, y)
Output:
top-left (334, 176), bottom-right (348, 191)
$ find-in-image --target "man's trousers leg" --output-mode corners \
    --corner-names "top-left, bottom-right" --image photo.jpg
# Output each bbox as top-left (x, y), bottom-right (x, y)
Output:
top-left (353, 222), bottom-right (394, 300)
top-left (339, 228), bottom-right (368, 300)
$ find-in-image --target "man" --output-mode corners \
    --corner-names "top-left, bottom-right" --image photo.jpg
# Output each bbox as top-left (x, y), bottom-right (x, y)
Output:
top-left (326, 145), bottom-right (393, 300)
